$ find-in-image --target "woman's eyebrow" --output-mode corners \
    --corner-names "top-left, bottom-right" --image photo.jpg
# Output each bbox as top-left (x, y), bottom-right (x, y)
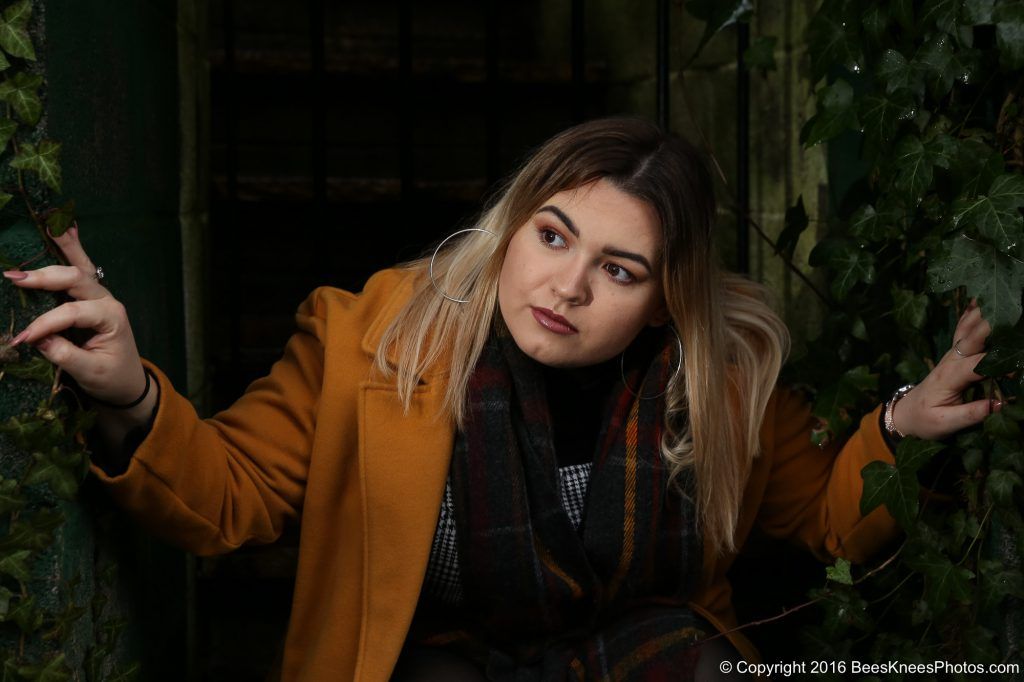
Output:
top-left (537, 205), bottom-right (654, 274)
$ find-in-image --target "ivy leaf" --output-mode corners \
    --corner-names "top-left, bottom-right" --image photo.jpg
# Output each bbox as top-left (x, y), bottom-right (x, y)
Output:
top-left (0, 71), bottom-right (40, 124)
top-left (17, 654), bottom-right (72, 682)
top-left (24, 448), bottom-right (80, 500)
top-left (0, 477), bottom-right (25, 515)
top-left (7, 595), bottom-right (42, 634)
top-left (976, 325), bottom-right (1024, 375)
top-left (684, 0), bottom-right (752, 64)
top-left (877, 49), bottom-right (924, 99)
top-left (914, 33), bottom-right (956, 98)
top-left (927, 235), bottom-right (1024, 329)
top-left (0, 1), bottom-right (35, 61)
top-left (813, 365), bottom-right (878, 436)
top-left (743, 35), bottom-right (776, 72)
top-left (826, 557), bottom-right (853, 585)
top-left (921, 0), bottom-right (962, 33)
top-left (4, 1), bottom-right (33, 28)
top-left (978, 559), bottom-right (1024, 610)
top-left (895, 437), bottom-right (945, 473)
top-left (810, 238), bottom-right (876, 299)
top-left (862, 3), bottom-right (888, 44)
top-left (966, 0), bottom-right (995, 24)
top-left (0, 116), bottom-right (15, 153)
top-left (861, 460), bottom-right (918, 528)
top-left (904, 551), bottom-right (975, 611)
top-left (806, 0), bottom-right (862, 82)
top-left (10, 139), bottom-right (61, 192)
top-left (985, 411), bottom-right (1021, 440)
top-left (0, 508), bottom-right (62, 552)
top-left (850, 204), bottom-right (884, 242)
top-left (44, 199), bottom-right (75, 237)
top-left (0, 549), bottom-right (32, 582)
top-left (859, 90), bottom-right (916, 159)
top-left (952, 174), bottom-right (1024, 253)
top-left (3, 355), bottom-right (55, 383)
top-left (996, 0), bottom-right (1024, 69)
top-left (892, 286), bottom-right (929, 329)
top-left (802, 78), bottom-right (858, 146)
top-left (987, 469), bottom-right (1022, 506)
top-left (952, 137), bottom-right (1005, 198)
top-left (776, 196), bottom-right (808, 259)
top-left (892, 133), bottom-right (955, 204)
top-left (964, 624), bottom-right (1000, 663)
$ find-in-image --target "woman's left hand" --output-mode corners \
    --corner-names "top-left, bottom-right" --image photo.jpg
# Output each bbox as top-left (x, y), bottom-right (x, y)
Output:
top-left (891, 299), bottom-right (1002, 441)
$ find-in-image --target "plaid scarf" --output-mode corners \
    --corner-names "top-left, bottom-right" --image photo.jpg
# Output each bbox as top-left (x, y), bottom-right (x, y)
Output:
top-left (408, 323), bottom-right (706, 681)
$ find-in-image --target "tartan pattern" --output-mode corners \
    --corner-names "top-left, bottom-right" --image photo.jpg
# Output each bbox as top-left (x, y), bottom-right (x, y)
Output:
top-left (408, 325), bottom-right (707, 681)
top-left (423, 463), bottom-right (594, 607)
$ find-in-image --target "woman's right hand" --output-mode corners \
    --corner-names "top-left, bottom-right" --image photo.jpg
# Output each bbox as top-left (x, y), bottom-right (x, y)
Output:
top-left (3, 224), bottom-right (152, 420)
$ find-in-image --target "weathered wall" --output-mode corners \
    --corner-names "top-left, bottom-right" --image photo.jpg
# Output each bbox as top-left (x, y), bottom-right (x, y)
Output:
top-left (586, 0), bottom-right (829, 349)
top-left (0, 1), bottom-right (193, 678)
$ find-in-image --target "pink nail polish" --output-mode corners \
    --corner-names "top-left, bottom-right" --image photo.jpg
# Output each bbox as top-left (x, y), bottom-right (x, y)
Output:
top-left (3, 270), bottom-right (28, 281)
top-left (9, 331), bottom-right (26, 346)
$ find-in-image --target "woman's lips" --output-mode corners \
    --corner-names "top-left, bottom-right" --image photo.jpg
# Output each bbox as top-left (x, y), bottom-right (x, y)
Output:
top-left (531, 307), bottom-right (578, 335)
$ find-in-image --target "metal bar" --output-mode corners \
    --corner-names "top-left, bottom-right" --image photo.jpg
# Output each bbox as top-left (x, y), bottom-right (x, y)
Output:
top-left (485, 0), bottom-right (500, 184)
top-left (399, 0), bottom-right (413, 203)
top-left (656, 0), bottom-right (669, 129)
top-left (736, 21), bottom-right (750, 275)
top-left (310, 0), bottom-right (327, 210)
top-left (571, 0), bottom-right (585, 122)
top-left (223, 0), bottom-right (240, 368)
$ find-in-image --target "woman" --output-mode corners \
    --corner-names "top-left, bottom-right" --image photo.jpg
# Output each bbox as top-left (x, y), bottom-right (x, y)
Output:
top-left (3, 118), bottom-right (996, 681)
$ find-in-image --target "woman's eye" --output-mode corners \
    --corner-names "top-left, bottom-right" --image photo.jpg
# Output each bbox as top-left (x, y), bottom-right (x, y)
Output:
top-left (605, 263), bottom-right (636, 284)
top-left (538, 228), bottom-right (567, 248)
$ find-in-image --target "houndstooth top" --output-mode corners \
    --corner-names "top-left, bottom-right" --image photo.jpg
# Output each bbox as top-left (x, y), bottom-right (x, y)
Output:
top-left (421, 462), bottom-right (593, 606)
top-left (419, 356), bottom-right (620, 607)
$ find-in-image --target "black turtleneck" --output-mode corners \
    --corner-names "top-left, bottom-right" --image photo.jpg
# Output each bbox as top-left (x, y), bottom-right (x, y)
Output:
top-left (541, 357), bottom-right (621, 467)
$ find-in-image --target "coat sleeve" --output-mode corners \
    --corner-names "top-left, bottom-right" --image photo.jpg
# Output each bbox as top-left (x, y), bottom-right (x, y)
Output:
top-left (754, 386), bottom-right (901, 563)
top-left (87, 286), bottom-right (336, 556)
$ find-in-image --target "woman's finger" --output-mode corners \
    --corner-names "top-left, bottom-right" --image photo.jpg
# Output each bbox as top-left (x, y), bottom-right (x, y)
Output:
top-left (932, 398), bottom-right (1001, 436)
top-left (3, 263), bottom-right (108, 300)
top-left (30, 333), bottom-right (94, 377)
top-left (49, 224), bottom-right (99, 274)
top-left (10, 298), bottom-right (123, 346)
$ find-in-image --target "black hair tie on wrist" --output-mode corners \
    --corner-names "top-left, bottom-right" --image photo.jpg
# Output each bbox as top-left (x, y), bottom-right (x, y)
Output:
top-left (89, 369), bottom-right (153, 410)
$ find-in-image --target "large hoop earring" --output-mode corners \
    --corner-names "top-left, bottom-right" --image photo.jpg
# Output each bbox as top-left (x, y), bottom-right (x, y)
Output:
top-left (620, 326), bottom-right (683, 400)
top-left (429, 228), bottom-right (497, 304)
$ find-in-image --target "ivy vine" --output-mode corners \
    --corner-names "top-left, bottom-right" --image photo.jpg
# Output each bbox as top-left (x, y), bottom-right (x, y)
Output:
top-left (790, 0), bottom-right (1024, 673)
top-left (0, 1), bottom-right (136, 680)
top-left (686, 0), bottom-right (1024, 674)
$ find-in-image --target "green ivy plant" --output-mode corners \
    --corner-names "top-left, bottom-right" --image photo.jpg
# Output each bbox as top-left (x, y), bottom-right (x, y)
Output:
top-left (0, 1), bottom-right (136, 680)
top-left (685, 0), bottom-right (1024, 674)
top-left (789, 0), bottom-right (1024, 673)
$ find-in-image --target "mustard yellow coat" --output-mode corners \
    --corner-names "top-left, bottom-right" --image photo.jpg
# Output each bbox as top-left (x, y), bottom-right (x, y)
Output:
top-left (89, 267), bottom-right (899, 681)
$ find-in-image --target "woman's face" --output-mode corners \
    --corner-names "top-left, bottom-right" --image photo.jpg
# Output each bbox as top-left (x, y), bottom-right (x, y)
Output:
top-left (498, 178), bottom-right (669, 368)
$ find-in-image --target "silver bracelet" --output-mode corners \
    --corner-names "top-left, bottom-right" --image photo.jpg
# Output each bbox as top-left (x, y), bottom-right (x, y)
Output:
top-left (884, 383), bottom-right (916, 440)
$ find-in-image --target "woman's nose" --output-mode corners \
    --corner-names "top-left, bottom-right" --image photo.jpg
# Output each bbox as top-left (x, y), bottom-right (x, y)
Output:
top-left (551, 260), bottom-right (591, 305)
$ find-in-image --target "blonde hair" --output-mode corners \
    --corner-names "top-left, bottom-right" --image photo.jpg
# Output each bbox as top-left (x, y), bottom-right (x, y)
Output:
top-left (374, 117), bottom-right (789, 556)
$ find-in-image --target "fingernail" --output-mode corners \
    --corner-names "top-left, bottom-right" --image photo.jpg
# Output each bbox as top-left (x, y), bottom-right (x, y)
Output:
top-left (69, 223), bottom-right (79, 239)
top-left (9, 331), bottom-right (26, 346)
top-left (3, 270), bottom-right (27, 281)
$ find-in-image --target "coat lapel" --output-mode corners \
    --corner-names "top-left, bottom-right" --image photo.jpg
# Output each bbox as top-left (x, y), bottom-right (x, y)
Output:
top-left (354, 287), bottom-right (456, 680)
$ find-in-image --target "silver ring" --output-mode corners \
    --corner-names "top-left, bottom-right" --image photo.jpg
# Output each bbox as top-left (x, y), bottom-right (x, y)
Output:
top-left (954, 338), bottom-right (967, 357)
top-left (620, 326), bottom-right (683, 400)
top-left (92, 266), bottom-right (104, 282)
top-left (428, 228), bottom-right (496, 304)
